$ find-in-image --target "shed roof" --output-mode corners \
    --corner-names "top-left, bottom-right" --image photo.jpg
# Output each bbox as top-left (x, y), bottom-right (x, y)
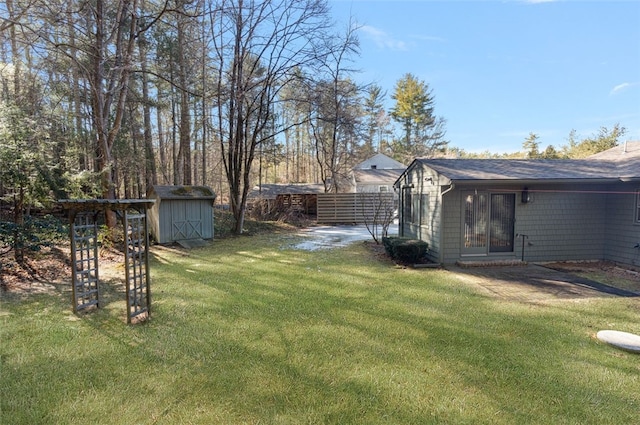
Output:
top-left (148, 185), bottom-right (216, 200)
top-left (248, 183), bottom-right (325, 199)
top-left (59, 199), bottom-right (155, 212)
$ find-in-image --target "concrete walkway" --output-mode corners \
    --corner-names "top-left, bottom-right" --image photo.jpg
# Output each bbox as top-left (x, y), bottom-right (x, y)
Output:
top-left (446, 264), bottom-right (639, 302)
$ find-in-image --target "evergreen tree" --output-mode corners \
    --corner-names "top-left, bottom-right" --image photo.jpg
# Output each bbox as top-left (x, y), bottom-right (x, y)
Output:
top-left (561, 125), bottom-right (626, 158)
top-left (361, 84), bottom-right (386, 158)
top-left (522, 132), bottom-right (540, 158)
top-left (389, 73), bottom-right (447, 161)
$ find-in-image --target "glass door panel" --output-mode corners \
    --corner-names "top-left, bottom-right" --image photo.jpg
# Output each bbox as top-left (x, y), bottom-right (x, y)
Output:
top-left (462, 192), bottom-right (488, 255)
top-left (489, 194), bottom-right (515, 253)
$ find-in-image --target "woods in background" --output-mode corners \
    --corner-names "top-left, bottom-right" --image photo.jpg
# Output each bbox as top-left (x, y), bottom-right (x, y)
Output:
top-left (0, 0), bottom-right (626, 236)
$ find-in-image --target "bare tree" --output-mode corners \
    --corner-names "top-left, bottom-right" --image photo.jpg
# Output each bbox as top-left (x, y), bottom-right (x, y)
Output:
top-left (279, 68), bottom-right (317, 183)
top-left (308, 22), bottom-right (360, 193)
top-left (87, 0), bottom-right (140, 226)
top-left (309, 77), bottom-right (360, 192)
top-left (28, 0), bottom-right (168, 227)
top-left (209, 0), bottom-right (335, 234)
top-left (358, 192), bottom-right (395, 244)
top-left (361, 84), bottom-right (389, 158)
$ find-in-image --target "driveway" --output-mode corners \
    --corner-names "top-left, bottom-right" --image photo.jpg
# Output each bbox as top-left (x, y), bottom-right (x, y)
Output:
top-left (447, 264), bottom-right (639, 302)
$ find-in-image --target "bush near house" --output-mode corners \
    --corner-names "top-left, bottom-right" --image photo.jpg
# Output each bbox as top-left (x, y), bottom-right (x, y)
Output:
top-left (382, 236), bottom-right (428, 264)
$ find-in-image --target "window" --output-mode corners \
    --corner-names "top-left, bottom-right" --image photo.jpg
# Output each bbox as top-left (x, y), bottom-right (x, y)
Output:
top-left (379, 185), bottom-right (389, 192)
top-left (420, 194), bottom-right (429, 226)
top-left (409, 193), bottom-right (429, 225)
top-left (412, 193), bottom-right (420, 223)
top-left (636, 191), bottom-right (640, 223)
top-left (404, 192), bottom-right (412, 223)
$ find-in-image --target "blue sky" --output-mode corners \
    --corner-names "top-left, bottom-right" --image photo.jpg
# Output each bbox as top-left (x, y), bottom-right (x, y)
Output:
top-left (329, 0), bottom-right (640, 154)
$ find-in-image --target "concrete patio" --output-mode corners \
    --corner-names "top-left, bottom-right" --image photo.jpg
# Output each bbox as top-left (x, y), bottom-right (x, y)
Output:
top-left (446, 264), bottom-right (639, 303)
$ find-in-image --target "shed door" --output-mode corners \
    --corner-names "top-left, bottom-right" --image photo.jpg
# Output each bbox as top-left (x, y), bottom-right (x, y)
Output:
top-left (171, 201), bottom-right (203, 240)
top-left (462, 192), bottom-right (515, 255)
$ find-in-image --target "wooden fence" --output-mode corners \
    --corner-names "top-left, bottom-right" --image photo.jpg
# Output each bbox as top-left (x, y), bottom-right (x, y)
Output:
top-left (317, 193), bottom-right (395, 224)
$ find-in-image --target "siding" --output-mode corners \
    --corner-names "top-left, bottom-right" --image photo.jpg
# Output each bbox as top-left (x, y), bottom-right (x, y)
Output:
top-left (440, 184), bottom-right (608, 264)
top-left (514, 184), bottom-right (606, 262)
top-left (147, 185), bottom-right (216, 244)
top-left (400, 164), bottom-right (443, 263)
top-left (441, 190), bottom-right (462, 264)
top-left (400, 165), bottom-right (640, 266)
top-left (604, 184), bottom-right (640, 266)
top-left (155, 199), bottom-right (213, 243)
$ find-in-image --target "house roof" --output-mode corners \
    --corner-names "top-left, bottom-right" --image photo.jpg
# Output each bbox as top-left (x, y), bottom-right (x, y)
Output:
top-left (587, 141), bottom-right (640, 178)
top-left (415, 159), bottom-right (623, 181)
top-left (353, 168), bottom-right (405, 184)
top-left (399, 141), bottom-right (640, 185)
top-left (588, 141), bottom-right (640, 160)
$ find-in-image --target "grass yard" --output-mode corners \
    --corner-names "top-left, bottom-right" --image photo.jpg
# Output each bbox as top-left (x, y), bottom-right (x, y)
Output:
top-left (2, 232), bottom-right (640, 424)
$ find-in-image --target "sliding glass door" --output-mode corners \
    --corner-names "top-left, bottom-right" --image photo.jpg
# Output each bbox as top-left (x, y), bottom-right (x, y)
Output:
top-left (462, 192), bottom-right (515, 256)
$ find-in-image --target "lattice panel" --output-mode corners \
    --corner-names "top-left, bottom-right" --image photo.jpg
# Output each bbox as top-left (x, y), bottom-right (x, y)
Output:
top-left (124, 211), bottom-right (151, 323)
top-left (71, 213), bottom-right (100, 312)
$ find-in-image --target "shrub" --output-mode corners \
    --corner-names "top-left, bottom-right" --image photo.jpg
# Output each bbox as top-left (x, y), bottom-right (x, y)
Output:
top-left (382, 236), bottom-right (395, 257)
top-left (0, 214), bottom-right (68, 260)
top-left (382, 236), bottom-right (428, 264)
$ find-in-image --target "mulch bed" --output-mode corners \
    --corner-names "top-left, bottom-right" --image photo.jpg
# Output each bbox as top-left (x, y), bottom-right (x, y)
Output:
top-left (363, 241), bottom-right (439, 268)
top-left (543, 260), bottom-right (640, 293)
top-left (1, 244), bottom-right (123, 295)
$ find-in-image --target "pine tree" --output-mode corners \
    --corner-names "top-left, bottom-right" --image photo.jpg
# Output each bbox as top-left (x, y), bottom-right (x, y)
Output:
top-left (390, 73), bottom-right (447, 161)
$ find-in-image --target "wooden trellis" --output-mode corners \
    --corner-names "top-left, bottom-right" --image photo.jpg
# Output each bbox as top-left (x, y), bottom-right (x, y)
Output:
top-left (59, 199), bottom-right (155, 324)
top-left (70, 212), bottom-right (101, 311)
top-left (123, 210), bottom-right (151, 323)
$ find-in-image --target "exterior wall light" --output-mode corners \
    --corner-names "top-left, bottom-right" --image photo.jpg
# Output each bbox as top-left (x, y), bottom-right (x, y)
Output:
top-left (521, 187), bottom-right (530, 204)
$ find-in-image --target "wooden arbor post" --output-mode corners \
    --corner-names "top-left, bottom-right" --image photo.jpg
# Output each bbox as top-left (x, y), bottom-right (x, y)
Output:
top-left (59, 199), bottom-right (155, 323)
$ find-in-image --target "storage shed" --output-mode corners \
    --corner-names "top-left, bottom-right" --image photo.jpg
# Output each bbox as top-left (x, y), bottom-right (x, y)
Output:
top-left (147, 185), bottom-right (216, 244)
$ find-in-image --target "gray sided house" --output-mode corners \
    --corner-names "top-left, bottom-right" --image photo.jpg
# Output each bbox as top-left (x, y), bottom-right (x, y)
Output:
top-left (147, 185), bottom-right (216, 244)
top-left (394, 143), bottom-right (640, 266)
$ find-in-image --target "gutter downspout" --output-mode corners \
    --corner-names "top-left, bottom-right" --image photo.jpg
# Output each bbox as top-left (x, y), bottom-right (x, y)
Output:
top-left (441, 182), bottom-right (455, 197)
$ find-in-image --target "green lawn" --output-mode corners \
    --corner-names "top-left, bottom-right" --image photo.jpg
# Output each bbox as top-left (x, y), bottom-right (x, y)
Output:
top-left (2, 232), bottom-right (640, 424)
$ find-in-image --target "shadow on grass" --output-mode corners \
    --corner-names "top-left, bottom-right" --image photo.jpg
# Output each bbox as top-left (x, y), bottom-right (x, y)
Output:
top-left (137, 242), bottom-right (640, 423)
top-left (3, 236), bottom-right (640, 424)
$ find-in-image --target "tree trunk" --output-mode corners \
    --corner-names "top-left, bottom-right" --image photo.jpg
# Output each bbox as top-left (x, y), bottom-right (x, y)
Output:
top-left (157, 106), bottom-right (169, 184)
top-left (177, 13), bottom-right (192, 185)
top-left (13, 187), bottom-right (24, 263)
top-left (138, 8), bottom-right (157, 191)
top-left (97, 0), bottom-right (137, 224)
